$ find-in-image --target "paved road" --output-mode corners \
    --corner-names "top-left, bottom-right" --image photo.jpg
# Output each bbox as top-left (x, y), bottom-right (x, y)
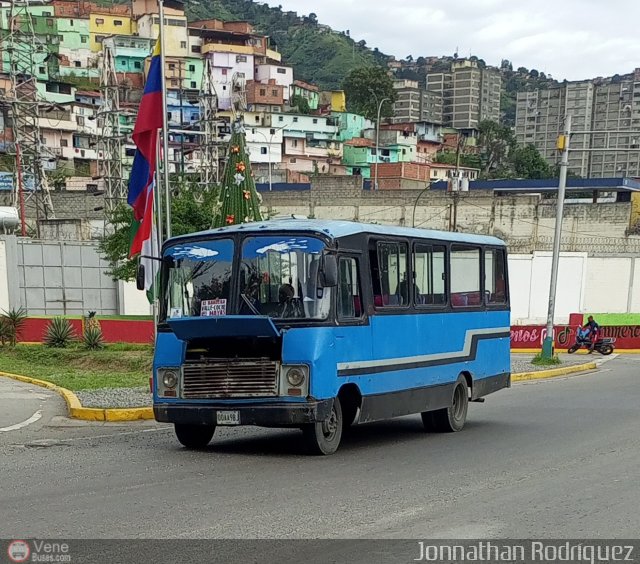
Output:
top-left (0, 377), bottom-right (62, 433)
top-left (0, 356), bottom-right (638, 543)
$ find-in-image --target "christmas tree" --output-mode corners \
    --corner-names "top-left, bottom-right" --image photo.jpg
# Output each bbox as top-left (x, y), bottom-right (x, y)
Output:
top-left (212, 118), bottom-right (263, 228)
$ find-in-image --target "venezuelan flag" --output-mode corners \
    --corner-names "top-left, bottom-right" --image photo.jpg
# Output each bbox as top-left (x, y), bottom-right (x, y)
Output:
top-left (128, 39), bottom-right (163, 262)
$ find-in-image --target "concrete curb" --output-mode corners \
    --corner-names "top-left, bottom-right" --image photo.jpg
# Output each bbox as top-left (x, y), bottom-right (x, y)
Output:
top-left (0, 371), bottom-right (153, 422)
top-left (511, 361), bottom-right (597, 382)
top-left (1, 359), bottom-right (599, 422)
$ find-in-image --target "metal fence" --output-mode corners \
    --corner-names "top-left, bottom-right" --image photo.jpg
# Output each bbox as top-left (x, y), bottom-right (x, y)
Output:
top-left (14, 239), bottom-right (117, 316)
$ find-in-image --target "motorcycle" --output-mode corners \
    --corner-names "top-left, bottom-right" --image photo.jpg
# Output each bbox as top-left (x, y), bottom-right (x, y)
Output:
top-left (567, 327), bottom-right (615, 355)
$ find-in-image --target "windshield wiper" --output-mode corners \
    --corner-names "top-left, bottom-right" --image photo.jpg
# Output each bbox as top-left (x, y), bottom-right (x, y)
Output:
top-left (240, 293), bottom-right (261, 315)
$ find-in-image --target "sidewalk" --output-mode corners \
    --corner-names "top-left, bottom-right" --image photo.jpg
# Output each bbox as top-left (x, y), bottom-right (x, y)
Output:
top-left (511, 352), bottom-right (598, 374)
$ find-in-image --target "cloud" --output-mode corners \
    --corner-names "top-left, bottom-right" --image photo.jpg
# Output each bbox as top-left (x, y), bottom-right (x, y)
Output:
top-left (171, 246), bottom-right (219, 259)
top-left (269, 0), bottom-right (640, 80)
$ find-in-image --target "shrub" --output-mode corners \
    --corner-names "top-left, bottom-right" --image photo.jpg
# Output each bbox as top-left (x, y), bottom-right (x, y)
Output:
top-left (83, 325), bottom-right (104, 351)
top-left (531, 353), bottom-right (562, 366)
top-left (1, 307), bottom-right (27, 346)
top-left (44, 317), bottom-right (76, 348)
top-left (0, 317), bottom-right (13, 346)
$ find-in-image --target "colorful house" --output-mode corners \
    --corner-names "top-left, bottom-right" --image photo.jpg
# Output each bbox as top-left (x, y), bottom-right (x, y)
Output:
top-left (363, 127), bottom-right (418, 163)
top-left (291, 80), bottom-right (319, 111)
top-left (89, 8), bottom-right (133, 53)
top-left (335, 112), bottom-right (375, 142)
top-left (56, 17), bottom-right (96, 78)
top-left (342, 138), bottom-right (375, 178)
top-left (103, 35), bottom-right (153, 74)
top-left (320, 90), bottom-right (347, 113)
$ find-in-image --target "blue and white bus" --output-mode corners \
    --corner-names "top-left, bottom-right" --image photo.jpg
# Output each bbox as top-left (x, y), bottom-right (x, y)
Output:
top-left (148, 219), bottom-right (510, 455)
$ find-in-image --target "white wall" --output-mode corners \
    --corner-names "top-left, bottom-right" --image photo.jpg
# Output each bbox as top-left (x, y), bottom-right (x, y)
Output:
top-left (255, 64), bottom-right (293, 100)
top-left (508, 253), bottom-right (640, 324)
top-left (507, 255), bottom-right (533, 322)
top-left (118, 280), bottom-right (153, 316)
top-left (584, 257), bottom-right (632, 313)
top-left (0, 240), bottom-right (9, 312)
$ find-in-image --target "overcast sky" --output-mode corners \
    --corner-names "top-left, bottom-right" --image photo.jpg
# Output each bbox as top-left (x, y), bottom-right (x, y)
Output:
top-left (268, 0), bottom-right (640, 81)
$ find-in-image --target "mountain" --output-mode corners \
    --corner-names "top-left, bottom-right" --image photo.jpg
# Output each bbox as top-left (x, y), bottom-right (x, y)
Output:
top-left (182, 1), bottom-right (564, 124)
top-left (108, 0), bottom-right (586, 125)
top-left (185, 0), bottom-right (388, 90)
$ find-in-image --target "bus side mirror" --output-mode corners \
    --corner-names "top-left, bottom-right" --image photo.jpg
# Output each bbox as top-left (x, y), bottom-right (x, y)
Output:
top-left (319, 255), bottom-right (338, 288)
top-left (136, 263), bottom-right (146, 291)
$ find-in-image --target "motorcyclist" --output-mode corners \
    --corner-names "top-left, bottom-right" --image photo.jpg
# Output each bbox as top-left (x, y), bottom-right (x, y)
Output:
top-left (582, 316), bottom-right (600, 353)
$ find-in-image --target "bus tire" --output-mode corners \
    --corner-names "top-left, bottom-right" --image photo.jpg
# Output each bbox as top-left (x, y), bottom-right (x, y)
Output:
top-left (302, 397), bottom-right (343, 455)
top-left (175, 424), bottom-right (216, 449)
top-left (421, 377), bottom-right (469, 433)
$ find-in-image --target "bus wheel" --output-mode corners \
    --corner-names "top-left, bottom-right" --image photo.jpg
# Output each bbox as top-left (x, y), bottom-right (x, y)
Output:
top-left (421, 377), bottom-right (469, 433)
top-left (302, 397), bottom-right (343, 455)
top-left (174, 424), bottom-right (216, 449)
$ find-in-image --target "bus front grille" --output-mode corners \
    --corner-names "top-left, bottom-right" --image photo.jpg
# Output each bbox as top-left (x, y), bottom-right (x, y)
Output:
top-left (182, 358), bottom-right (278, 399)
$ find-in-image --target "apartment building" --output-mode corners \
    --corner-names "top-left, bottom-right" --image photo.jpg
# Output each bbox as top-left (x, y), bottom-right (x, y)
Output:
top-left (392, 80), bottom-right (443, 124)
top-left (426, 59), bottom-right (501, 130)
top-left (515, 70), bottom-right (640, 177)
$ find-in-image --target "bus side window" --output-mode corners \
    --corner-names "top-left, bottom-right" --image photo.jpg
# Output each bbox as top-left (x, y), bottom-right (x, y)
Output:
top-left (485, 248), bottom-right (507, 304)
top-left (338, 257), bottom-right (363, 319)
top-left (414, 244), bottom-right (447, 307)
top-left (375, 241), bottom-right (408, 307)
top-left (450, 245), bottom-right (481, 308)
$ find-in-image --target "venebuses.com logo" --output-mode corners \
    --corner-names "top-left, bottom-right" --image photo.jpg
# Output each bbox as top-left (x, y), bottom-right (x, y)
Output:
top-left (7, 540), bottom-right (30, 563)
top-left (6, 540), bottom-right (72, 563)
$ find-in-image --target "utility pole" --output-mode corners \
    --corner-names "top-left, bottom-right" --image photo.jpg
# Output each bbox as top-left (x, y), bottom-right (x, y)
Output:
top-left (369, 88), bottom-right (390, 190)
top-left (199, 57), bottom-right (220, 190)
top-left (98, 45), bottom-right (126, 227)
top-left (4, 0), bottom-right (56, 236)
top-left (541, 114), bottom-right (572, 359)
top-left (449, 133), bottom-right (465, 231)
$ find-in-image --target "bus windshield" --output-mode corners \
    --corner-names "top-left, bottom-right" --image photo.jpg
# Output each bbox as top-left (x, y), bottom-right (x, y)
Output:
top-left (162, 235), bottom-right (331, 321)
top-left (239, 236), bottom-right (330, 320)
top-left (164, 239), bottom-right (234, 319)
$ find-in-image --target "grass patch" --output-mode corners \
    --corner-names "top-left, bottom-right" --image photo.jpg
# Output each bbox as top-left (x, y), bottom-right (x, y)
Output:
top-left (0, 344), bottom-right (152, 391)
top-left (531, 353), bottom-right (562, 366)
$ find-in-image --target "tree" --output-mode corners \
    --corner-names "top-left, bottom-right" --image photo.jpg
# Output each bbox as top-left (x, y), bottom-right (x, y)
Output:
top-left (478, 120), bottom-right (516, 177)
top-left (99, 182), bottom-right (220, 281)
top-left (211, 118), bottom-right (263, 228)
top-left (290, 93), bottom-right (311, 114)
top-left (434, 151), bottom-right (481, 170)
top-left (342, 66), bottom-right (396, 122)
top-left (500, 59), bottom-right (513, 71)
top-left (512, 144), bottom-right (551, 179)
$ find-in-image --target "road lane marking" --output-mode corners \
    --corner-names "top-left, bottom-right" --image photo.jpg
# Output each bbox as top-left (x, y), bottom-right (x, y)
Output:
top-left (0, 411), bottom-right (42, 433)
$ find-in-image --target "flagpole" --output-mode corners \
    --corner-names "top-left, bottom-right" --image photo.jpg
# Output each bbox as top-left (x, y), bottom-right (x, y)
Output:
top-left (152, 132), bottom-right (163, 341)
top-left (155, 130), bottom-right (165, 244)
top-left (158, 0), bottom-right (172, 240)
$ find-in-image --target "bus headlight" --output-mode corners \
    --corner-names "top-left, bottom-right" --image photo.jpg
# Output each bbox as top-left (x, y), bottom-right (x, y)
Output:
top-left (280, 365), bottom-right (309, 396)
top-left (286, 368), bottom-right (305, 387)
top-left (159, 368), bottom-right (179, 390)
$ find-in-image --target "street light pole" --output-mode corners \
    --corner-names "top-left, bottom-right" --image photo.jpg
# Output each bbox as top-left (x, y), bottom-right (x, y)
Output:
top-left (374, 97), bottom-right (390, 191)
top-left (368, 88), bottom-right (390, 191)
top-left (253, 124), bottom-right (285, 191)
top-left (541, 114), bottom-right (572, 359)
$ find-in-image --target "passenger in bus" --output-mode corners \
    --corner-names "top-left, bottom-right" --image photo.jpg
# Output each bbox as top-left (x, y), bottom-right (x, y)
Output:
top-left (399, 273), bottom-right (420, 305)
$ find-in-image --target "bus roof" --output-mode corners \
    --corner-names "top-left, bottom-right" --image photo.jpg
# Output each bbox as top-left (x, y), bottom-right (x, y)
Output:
top-left (169, 219), bottom-right (506, 247)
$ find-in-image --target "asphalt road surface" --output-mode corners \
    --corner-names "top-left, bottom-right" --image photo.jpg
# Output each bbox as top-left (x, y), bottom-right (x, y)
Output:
top-left (1, 356), bottom-right (638, 547)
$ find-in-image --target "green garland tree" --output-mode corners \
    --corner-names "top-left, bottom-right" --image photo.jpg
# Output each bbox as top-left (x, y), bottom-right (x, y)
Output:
top-left (212, 118), bottom-right (263, 228)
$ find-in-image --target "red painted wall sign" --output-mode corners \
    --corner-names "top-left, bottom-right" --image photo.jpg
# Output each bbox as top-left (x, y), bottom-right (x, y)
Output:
top-left (16, 318), bottom-right (640, 349)
top-left (511, 325), bottom-right (640, 350)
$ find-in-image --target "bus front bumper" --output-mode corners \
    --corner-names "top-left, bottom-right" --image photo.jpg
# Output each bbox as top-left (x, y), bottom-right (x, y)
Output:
top-left (154, 399), bottom-right (334, 427)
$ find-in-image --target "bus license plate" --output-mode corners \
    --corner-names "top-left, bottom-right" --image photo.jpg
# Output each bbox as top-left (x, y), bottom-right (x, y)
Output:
top-left (217, 411), bottom-right (240, 425)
